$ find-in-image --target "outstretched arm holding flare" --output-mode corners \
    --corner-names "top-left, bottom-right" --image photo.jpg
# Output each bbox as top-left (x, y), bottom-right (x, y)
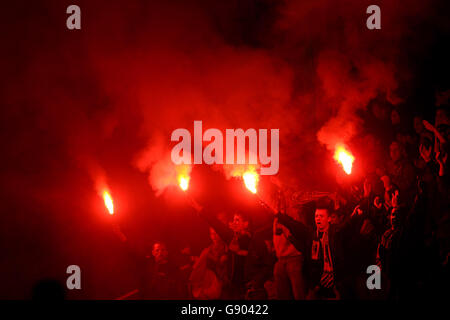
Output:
top-left (112, 222), bottom-right (128, 242)
top-left (186, 196), bottom-right (234, 244)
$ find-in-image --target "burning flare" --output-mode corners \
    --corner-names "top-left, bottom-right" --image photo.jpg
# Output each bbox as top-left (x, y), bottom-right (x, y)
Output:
top-left (243, 170), bottom-right (259, 194)
top-left (334, 146), bottom-right (354, 175)
top-left (103, 191), bottom-right (114, 215)
top-left (178, 175), bottom-right (190, 191)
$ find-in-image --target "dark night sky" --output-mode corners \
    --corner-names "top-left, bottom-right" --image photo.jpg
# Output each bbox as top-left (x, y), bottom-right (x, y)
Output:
top-left (0, 0), bottom-right (449, 298)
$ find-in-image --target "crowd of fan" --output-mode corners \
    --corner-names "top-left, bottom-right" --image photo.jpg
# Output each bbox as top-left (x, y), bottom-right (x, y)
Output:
top-left (119, 104), bottom-right (449, 300)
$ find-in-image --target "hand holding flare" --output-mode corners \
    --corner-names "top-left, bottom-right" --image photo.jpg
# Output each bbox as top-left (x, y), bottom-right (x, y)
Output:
top-left (241, 169), bottom-right (278, 214)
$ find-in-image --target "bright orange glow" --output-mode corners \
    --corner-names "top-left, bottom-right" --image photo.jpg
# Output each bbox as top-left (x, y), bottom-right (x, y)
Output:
top-left (103, 191), bottom-right (114, 215)
top-left (334, 146), bottom-right (354, 175)
top-left (178, 175), bottom-right (189, 191)
top-left (243, 171), bottom-right (259, 194)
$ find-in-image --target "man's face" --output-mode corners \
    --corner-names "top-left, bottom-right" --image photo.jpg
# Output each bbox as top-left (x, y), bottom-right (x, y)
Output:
top-left (209, 227), bottom-right (221, 244)
top-left (217, 212), bottom-right (228, 225)
top-left (391, 109), bottom-right (400, 125)
top-left (315, 209), bottom-right (330, 232)
top-left (436, 109), bottom-right (448, 126)
top-left (390, 142), bottom-right (402, 162)
top-left (329, 213), bottom-right (340, 226)
top-left (230, 214), bottom-right (248, 233)
top-left (152, 243), bottom-right (168, 264)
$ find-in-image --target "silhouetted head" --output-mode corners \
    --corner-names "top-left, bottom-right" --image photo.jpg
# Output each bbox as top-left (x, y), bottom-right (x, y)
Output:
top-left (390, 141), bottom-right (405, 162)
top-left (391, 109), bottom-right (401, 125)
top-left (435, 107), bottom-right (449, 127)
top-left (390, 206), bottom-right (406, 230)
top-left (315, 198), bottom-right (332, 232)
top-left (209, 227), bottom-right (222, 245)
top-left (229, 212), bottom-right (250, 234)
top-left (152, 241), bottom-right (169, 264)
top-left (31, 279), bottom-right (65, 300)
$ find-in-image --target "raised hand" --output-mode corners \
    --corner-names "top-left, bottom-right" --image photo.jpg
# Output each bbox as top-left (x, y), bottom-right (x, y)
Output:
top-left (373, 196), bottom-right (383, 209)
top-left (419, 144), bottom-right (432, 163)
top-left (351, 204), bottom-right (363, 217)
top-left (436, 150), bottom-right (448, 165)
top-left (436, 150), bottom-right (448, 176)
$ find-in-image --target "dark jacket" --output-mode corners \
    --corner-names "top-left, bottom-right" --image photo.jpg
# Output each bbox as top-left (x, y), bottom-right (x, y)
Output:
top-left (197, 210), bottom-right (252, 295)
top-left (275, 213), bottom-right (364, 297)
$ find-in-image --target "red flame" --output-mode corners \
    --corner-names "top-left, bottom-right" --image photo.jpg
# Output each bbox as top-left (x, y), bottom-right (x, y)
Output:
top-left (334, 145), bottom-right (354, 175)
top-left (178, 174), bottom-right (189, 191)
top-left (243, 170), bottom-right (259, 194)
top-left (103, 191), bottom-right (114, 215)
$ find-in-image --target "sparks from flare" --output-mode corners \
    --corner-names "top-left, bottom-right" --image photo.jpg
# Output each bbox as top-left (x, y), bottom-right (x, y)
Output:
top-left (103, 191), bottom-right (114, 215)
top-left (334, 146), bottom-right (354, 175)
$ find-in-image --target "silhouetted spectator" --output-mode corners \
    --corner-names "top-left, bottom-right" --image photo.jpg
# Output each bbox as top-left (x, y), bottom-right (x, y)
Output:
top-left (31, 279), bottom-right (65, 300)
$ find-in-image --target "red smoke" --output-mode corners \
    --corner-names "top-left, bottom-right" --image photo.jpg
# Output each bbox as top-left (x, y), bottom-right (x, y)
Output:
top-left (1, 0), bottom-right (445, 194)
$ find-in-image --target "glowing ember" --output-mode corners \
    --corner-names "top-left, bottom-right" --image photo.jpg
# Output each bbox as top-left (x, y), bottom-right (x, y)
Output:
top-left (103, 191), bottom-right (114, 215)
top-left (334, 146), bottom-right (354, 175)
top-left (178, 175), bottom-right (190, 191)
top-left (243, 171), bottom-right (259, 194)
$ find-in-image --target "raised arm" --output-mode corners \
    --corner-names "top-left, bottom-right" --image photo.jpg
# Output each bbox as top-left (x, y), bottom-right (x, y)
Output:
top-left (187, 196), bottom-right (233, 243)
